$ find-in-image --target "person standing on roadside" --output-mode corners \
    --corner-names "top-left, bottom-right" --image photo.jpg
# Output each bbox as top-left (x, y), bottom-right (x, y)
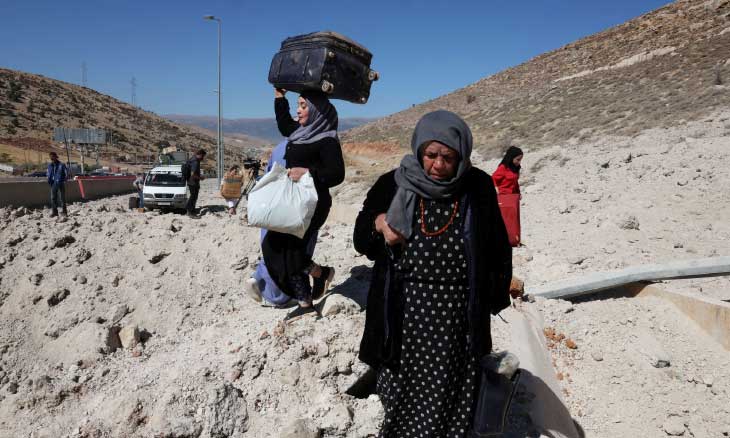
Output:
top-left (47, 152), bottom-right (68, 217)
top-left (492, 146), bottom-right (523, 195)
top-left (133, 172), bottom-right (145, 209)
top-left (492, 146), bottom-right (524, 247)
top-left (220, 164), bottom-right (243, 215)
top-left (186, 149), bottom-right (206, 218)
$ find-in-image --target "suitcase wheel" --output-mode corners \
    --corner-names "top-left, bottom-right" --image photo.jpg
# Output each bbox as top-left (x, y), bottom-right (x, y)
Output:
top-left (327, 50), bottom-right (336, 59)
top-left (321, 80), bottom-right (334, 93)
top-left (368, 70), bottom-right (380, 81)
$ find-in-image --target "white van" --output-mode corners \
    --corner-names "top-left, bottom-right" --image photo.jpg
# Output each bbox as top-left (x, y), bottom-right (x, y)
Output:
top-left (142, 164), bottom-right (187, 210)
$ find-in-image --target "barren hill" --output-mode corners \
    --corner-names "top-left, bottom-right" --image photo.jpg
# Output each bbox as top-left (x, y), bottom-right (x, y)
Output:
top-left (345, 0), bottom-right (730, 156)
top-left (0, 68), bottom-right (263, 170)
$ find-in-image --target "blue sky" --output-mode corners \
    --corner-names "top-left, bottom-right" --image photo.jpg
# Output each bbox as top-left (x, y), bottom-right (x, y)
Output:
top-left (1, 0), bottom-right (670, 119)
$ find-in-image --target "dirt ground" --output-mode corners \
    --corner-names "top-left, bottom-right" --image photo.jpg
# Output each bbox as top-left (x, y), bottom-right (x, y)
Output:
top-left (0, 109), bottom-right (729, 437)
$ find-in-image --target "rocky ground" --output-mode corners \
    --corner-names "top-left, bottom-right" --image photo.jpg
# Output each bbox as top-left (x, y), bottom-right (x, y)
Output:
top-left (1, 109), bottom-right (729, 437)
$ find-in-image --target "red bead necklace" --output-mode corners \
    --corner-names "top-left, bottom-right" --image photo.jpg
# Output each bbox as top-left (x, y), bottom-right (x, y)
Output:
top-left (420, 198), bottom-right (459, 237)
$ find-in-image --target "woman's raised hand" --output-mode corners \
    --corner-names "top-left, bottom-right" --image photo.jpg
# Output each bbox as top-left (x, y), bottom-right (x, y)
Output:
top-left (274, 87), bottom-right (286, 98)
top-left (375, 213), bottom-right (405, 246)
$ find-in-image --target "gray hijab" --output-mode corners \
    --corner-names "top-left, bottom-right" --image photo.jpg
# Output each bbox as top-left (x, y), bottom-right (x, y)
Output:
top-left (288, 92), bottom-right (339, 144)
top-left (386, 110), bottom-right (473, 240)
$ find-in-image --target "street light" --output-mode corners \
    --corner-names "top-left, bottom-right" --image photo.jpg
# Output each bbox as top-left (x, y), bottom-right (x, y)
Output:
top-left (204, 14), bottom-right (223, 185)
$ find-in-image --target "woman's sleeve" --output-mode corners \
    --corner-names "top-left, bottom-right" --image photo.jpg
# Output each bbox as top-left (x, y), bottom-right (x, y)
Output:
top-left (492, 164), bottom-right (505, 189)
top-left (274, 97), bottom-right (299, 137)
top-left (311, 138), bottom-right (345, 188)
top-left (354, 172), bottom-right (395, 260)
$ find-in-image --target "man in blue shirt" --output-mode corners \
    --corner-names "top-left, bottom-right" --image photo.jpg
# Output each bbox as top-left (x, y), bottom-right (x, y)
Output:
top-left (47, 152), bottom-right (68, 217)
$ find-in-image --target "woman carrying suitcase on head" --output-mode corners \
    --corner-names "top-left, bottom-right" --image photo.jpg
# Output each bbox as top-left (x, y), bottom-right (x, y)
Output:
top-left (492, 146), bottom-right (523, 247)
top-left (261, 88), bottom-right (345, 321)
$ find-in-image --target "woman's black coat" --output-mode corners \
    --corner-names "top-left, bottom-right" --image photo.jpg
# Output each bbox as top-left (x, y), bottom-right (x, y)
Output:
top-left (263, 98), bottom-right (345, 295)
top-left (353, 167), bottom-right (512, 371)
top-left (274, 96), bottom-right (344, 216)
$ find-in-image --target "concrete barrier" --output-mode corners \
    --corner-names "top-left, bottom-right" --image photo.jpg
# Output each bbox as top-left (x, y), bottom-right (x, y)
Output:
top-left (503, 304), bottom-right (582, 438)
top-left (624, 283), bottom-right (730, 351)
top-left (77, 177), bottom-right (135, 200)
top-left (0, 177), bottom-right (135, 209)
top-left (0, 180), bottom-right (82, 208)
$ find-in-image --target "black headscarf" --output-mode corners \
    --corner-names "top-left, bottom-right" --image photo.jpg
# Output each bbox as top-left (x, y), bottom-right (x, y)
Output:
top-left (500, 146), bottom-right (523, 173)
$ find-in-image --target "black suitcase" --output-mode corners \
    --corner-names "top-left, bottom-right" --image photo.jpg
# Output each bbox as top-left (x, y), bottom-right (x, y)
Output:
top-left (128, 196), bottom-right (139, 210)
top-left (268, 31), bottom-right (379, 104)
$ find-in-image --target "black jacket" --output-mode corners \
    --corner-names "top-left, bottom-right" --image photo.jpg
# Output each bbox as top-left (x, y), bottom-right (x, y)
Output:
top-left (353, 168), bottom-right (512, 371)
top-left (274, 97), bottom-right (344, 225)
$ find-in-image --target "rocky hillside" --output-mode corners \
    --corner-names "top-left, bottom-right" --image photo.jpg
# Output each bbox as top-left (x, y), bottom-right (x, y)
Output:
top-left (0, 68), bottom-right (261, 167)
top-left (345, 0), bottom-right (730, 156)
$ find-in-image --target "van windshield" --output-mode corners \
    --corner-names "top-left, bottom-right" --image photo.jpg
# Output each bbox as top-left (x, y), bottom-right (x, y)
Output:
top-left (145, 172), bottom-right (185, 187)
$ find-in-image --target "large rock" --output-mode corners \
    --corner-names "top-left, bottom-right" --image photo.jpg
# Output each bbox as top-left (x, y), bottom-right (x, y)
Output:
top-left (119, 326), bottom-right (140, 349)
top-left (204, 383), bottom-right (248, 437)
top-left (45, 322), bottom-right (121, 366)
top-left (46, 288), bottom-right (70, 307)
top-left (75, 248), bottom-right (92, 264)
top-left (52, 235), bottom-right (75, 248)
top-left (320, 294), bottom-right (360, 317)
top-left (279, 363), bottom-right (301, 387)
top-left (281, 419), bottom-right (321, 438)
top-left (319, 402), bottom-right (353, 434)
top-left (148, 388), bottom-right (203, 438)
top-left (663, 416), bottom-right (686, 436)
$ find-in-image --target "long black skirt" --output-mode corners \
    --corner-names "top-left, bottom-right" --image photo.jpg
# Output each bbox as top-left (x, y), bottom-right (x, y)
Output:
top-left (261, 200), bottom-right (330, 301)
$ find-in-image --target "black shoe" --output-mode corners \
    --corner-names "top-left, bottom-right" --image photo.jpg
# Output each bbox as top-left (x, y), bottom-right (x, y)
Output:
top-left (312, 266), bottom-right (335, 301)
top-left (284, 305), bottom-right (318, 322)
top-left (186, 212), bottom-right (200, 219)
top-left (50, 211), bottom-right (58, 218)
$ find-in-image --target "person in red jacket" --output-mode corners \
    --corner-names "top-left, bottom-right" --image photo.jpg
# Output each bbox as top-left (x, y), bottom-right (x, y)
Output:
top-left (493, 146), bottom-right (523, 195)
top-left (493, 146), bottom-right (524, 247)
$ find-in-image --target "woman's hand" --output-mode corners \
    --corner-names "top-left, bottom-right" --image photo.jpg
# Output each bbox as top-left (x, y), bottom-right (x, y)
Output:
top-left (287, 167), bottom-right (308, 182)
top-left (274, 88), bottom-right (286, 98)
top-left (375, 213), bottom-right (405, 246)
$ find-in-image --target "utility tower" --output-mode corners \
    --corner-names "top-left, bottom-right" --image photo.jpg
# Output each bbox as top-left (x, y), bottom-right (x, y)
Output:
top-left (130, 77), bottom-right (137, 107)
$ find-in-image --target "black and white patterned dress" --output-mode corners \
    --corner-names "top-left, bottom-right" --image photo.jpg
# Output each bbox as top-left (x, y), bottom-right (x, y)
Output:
top-left (377, 197), bottom-right (477, 438)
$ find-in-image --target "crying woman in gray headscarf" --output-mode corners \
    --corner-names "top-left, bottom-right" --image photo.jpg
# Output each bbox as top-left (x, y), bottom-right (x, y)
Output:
top-left (258, 88), bottom-right (345, 322)
top-left (353, 110), bottom-right (512, 438)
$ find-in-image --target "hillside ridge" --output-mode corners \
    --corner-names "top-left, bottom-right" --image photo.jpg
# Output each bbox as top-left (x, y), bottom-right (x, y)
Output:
top-left (345, 0), bottom-right (730, 156)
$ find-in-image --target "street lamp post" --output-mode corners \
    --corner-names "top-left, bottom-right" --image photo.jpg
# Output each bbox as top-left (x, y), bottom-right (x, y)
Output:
top-left (204, 15), bottom-right (223, 186)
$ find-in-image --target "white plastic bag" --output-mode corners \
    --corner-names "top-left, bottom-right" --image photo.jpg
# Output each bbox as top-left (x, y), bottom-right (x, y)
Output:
top-left (247, 162), bottom-right (319, 238)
